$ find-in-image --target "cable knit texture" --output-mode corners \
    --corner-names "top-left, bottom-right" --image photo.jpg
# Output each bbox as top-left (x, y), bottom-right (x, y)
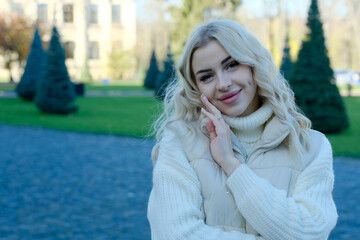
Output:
top-left (148, 112), bottom-right (338, 239)
top-left (148, 125), bottom-right (265, 240)
top-left (222, 103), bottom-right (273, 154)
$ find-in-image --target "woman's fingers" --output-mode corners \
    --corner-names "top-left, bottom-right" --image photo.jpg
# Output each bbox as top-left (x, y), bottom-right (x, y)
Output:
top-left (200, 94), bottom-right (230, 136)
top-left (201, 107), bottom-right (221, 127)
top-left (201, 94), bottom-right (221, 117)
top-left (205, 118), bottom-right (217, 141)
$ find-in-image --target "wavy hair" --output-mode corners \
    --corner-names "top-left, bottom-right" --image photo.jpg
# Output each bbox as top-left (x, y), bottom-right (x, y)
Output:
top-left (151, 19), bottom-right (311, 163)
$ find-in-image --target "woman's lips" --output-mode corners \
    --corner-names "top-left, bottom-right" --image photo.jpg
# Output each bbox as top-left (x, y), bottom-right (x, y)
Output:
top-left (220, 90), bottom-right (241, 104)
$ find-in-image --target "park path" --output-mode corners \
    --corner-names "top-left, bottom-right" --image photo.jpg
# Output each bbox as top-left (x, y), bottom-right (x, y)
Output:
top-left (0, 124), bottom-right (359, 239)
top-left (0, 90), bottom-right (154, 98)
top-left (1, 89), bottom-right (360, 98)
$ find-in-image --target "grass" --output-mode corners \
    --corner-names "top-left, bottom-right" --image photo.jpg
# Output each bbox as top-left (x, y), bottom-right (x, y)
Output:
top-left (326, 97), bottom-right (360, 157)
top-left (0, 77), bottom-right (10, 83)
top-left (85, 85), bottom-right (148, 92)
top-left (337, 84), bottom-right (360, 92)
top-left (0, 96), bottom-right (359, 157)
top-left (0, 83), bottom-right (16, 91)
top-left (0, 97), bottom-right (161, 137)
top-left (0, 83), bottom-right (149, 92)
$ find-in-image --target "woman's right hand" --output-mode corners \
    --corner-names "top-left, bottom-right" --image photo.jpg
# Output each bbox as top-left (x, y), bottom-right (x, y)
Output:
top-left (200, 94), bottom-right (240, 176)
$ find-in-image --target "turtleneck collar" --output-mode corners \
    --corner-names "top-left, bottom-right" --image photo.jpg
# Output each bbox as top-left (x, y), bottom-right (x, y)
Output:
top-left (222, 103), bottom-right (273, 143)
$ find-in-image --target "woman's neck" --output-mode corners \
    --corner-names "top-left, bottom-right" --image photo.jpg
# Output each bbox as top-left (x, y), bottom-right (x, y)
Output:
top-left (222, 103), bottom-right (273, 143)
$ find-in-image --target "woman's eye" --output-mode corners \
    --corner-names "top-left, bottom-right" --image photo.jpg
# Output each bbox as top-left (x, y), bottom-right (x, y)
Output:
top-left (226, 61), bottom-right (239, 70)
top-left (200, 74), bottom-right (213, 82)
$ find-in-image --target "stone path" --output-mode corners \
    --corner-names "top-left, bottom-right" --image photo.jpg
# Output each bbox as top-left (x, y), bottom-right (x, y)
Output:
top-left (0, 124), bottom-right (359, 239)
top-left (85, 90), bottom-right (154, 97)
top-left (0, 90), bottom-right (154, 98)
top-left (1, 89), bottom-right (359, 98)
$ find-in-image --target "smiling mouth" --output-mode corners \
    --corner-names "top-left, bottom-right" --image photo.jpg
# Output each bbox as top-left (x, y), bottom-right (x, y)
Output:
top-left (220, 90), bottom-right (241, 104)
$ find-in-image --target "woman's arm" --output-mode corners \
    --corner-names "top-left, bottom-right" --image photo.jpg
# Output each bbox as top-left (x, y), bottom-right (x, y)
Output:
top-left (147, 127), bottom-right (264, 240)
top-left (227, 136), bottom-right (338, 240)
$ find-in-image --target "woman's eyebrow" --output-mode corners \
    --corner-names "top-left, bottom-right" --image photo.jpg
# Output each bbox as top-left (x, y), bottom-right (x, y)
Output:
top-left (196, 56), bottom-right (233, 76)
top-left (221, 56), bottom-right (232, 65)
top-left (196, 69), bottom-right (211, 75)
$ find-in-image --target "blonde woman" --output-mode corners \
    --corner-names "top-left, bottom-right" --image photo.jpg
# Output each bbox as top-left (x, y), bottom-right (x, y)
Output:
top-left (147, 19), bottom-right (337, 240)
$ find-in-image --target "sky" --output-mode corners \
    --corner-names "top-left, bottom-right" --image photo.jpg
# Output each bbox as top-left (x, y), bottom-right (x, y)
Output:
top-left (133, 0), bottom-right (312, 20)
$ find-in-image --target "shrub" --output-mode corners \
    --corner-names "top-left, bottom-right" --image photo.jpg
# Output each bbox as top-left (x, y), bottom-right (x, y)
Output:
top-left (280, 34), bottom-right (292, 81)
top-left (155, 49), bottom-right (175, 100)
top-left (143, 49), bottom-right (159, 89)
top-left (16, 28), bottom-right (45, 101)
top-left (289, 0), bottom-right (348, 133)
top-left (35, 27), bottom-right (78, 114)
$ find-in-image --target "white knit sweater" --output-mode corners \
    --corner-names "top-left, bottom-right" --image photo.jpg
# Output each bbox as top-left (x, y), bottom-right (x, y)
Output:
top-left (222, 103), bottom-right (273, 156)
top-left (148, 111), bottom-right (337, 239)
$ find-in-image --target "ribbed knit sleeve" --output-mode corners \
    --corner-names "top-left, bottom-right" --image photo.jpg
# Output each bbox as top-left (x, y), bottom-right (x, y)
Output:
top-left (227, 136), bottom-right (338, 240)
top-left (148, 127), bottom-right (264, 240)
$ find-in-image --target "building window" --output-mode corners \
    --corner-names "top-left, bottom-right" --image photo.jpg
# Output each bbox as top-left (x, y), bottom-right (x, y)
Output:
top-left (64, 41), bottom-right (75, 59)
top-left (63, 4), bottom-right (73, 23)
top-left (89, 42), bottom-right (99, 59)
top-left (89, 5), bottom-right (98, 24)
top-left (37, 4), bottom-right (48, 24)
top-left (112, 5), bottom-right (121, 23)
top-left (12, 3), bottom-right (24, 15)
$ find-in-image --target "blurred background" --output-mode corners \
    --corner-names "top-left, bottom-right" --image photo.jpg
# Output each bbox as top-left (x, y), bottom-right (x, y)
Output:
top-left (0, 0), bottom-right (359, 86)
top-left (0, 0), bottom-right (359, 239)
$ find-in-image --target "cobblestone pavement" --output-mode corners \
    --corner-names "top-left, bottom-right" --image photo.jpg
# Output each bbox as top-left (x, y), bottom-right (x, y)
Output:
top-left (0, 90), bottom-right (154, 98)
top-left (1, 89), bottom-right (359, 98)
top-left (0, 124), bottom-right (359, 239)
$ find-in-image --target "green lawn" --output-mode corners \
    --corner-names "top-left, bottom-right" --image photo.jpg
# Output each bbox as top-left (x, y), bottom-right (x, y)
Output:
top-left (0, 96), bottom-right (359, 156)
top-left (0, 83), bottom-right (16, 91)
top-left (4, 83), bottom-right (358, 93)
top-left (326, 97), bottom-right (360, 157)
top-left (85, 85), bottom-right (148, 92)
top-left (337, 84), bottom-right (360, 92)
top-left (0, 83), bottom-right (148, 92)
top-left (0, 97), bottom-right (162, 137)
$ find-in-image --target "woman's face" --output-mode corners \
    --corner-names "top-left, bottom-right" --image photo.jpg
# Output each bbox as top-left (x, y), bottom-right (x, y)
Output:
top-left (192, 40), bottom-right (259, 117)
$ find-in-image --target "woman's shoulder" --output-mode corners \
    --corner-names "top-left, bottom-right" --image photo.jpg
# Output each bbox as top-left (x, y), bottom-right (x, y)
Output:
top-left (161, 119), bottom-right (211, 161)
top-left (162, 120), bottom-right (194, 141)
top-left (308, 129), bottom-right (331, 152)
top-left (303, 129), bottom-right (333, 168)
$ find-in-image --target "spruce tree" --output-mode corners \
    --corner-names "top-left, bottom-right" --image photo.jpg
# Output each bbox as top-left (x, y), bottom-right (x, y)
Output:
top-left (35, 27), bottom-right (78, 114)
top-left (155, 49), bottom-right (175, 100)
top-left (280, 34), bottom-right (292, 81)
top-left (16, 28), bottom-right (45, 101)
top-left (143, 49), bottom-right (159, 89)
top-left (289, 0), bottom-right (348, 133)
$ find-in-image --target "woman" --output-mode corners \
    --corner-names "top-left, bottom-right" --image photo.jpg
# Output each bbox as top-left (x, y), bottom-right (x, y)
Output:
top-left (147, 19), bottom-right (337, 240)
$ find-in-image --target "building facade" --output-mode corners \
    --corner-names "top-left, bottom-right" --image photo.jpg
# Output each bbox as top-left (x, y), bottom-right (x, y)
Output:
top-left (1, 0), bottom-right (136, 81)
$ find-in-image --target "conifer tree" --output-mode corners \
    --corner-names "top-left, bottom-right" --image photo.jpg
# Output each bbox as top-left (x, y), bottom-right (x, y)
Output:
top-left (155, 48), bottom-right (175, 100)
top-left (290, 0), bottom-right (348, 133)
top-left (144, 49), bottom-right (159, 89)
top-left (16, 28), bottom-right (45, 101)
top-left (280, 34), bottom-right (292, 81)
top-left (35, 27), bottom-right (78, 114)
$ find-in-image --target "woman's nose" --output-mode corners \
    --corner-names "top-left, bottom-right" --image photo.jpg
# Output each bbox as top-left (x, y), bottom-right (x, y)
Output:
top-left (216, 74), bottom-right (232, 91)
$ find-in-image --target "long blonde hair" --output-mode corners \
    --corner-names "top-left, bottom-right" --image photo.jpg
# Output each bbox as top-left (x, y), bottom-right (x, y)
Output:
top-left (151, 19), bottom-right (311, 163)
